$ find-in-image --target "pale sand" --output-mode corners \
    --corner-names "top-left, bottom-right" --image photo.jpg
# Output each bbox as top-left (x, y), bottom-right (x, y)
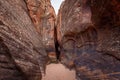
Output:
top-left (42, 63), bottom-right (76, 80)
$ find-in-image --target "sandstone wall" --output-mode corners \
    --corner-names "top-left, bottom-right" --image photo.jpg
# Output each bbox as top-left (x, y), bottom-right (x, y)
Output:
top-left (0, 0), bottom-right (49, 80)
top-left (26, 0), bottom-right (56, 55)
top-left (57, 0), bottom-right (120, 79)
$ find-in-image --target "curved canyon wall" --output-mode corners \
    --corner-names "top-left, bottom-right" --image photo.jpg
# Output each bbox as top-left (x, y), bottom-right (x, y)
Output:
top-left (57, 0), bottom-right (120, 80)
top-left (0, 0), bottom-right (55, 80)
top-left (26, 0), bottom-right (56, 55)
top-left (0, 0), bottom-right (120, 80)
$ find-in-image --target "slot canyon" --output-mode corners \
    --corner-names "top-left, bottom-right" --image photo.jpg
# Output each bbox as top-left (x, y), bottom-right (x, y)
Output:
top-left (0, 0), bottom-right (120, 80)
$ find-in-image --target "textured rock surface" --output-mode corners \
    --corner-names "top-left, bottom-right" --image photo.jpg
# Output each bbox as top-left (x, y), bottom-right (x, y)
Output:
top-left (26, 0), bottom-right (56, 55)
top-left (57, 0), bottom-right (120, 80)
top-left (0, 0), bottom-right (48, 80)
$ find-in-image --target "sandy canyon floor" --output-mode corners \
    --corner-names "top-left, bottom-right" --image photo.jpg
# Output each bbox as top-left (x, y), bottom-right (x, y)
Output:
top-left (42, 63), bottom-right (76, 80)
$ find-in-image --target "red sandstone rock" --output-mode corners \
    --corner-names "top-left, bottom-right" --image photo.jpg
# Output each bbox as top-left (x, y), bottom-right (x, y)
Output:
top-left (57, 0), bottom-right (120, 80)
top-left (0, 0), bottom-right (49, 80)
top-left (1, 0), bottom-right (120, 80)
top-left (26, 0), bottom-right (56, 55)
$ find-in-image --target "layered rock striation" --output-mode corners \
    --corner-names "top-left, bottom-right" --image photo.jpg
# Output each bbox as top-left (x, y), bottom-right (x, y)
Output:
top-left (57, 0), bottom-right (120, 80)
top-left (0, 0), bottom-right (120, 80)
top-left (0, 0), bottom-right (53, 80)
top-left (26, 0), bottom-right (56, 55)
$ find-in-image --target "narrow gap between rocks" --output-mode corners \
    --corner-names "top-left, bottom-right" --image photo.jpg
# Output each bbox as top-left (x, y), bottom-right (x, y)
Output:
top-left (42, 0), bottom-right (76, 80)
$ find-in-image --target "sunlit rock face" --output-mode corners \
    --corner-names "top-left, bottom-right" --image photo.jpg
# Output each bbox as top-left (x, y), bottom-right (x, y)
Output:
top-left (0, 0), bottom-right (48, 80)
top-left (57, 0), bottom-right (120, 79)
top-left (26, 0), bottom-right (56, 55)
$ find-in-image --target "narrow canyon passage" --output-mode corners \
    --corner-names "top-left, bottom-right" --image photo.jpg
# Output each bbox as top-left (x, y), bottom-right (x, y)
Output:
top-left (0, 0), bottom-right (120, 80)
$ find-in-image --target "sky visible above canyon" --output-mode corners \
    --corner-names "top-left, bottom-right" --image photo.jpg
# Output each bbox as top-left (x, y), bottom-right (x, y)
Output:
top-left (51, 0), bottom-right (64, 14)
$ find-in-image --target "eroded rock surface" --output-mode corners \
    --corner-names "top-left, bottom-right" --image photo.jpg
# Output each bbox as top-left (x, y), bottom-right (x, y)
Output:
top-left (57, 0), bottom-right (120, 80)
top-left (26, 0), bottom-right (56, 55)
top-left (0, 0), bottom-right (48, 80)
top-left (1, 0), bottom-right (120, 80)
